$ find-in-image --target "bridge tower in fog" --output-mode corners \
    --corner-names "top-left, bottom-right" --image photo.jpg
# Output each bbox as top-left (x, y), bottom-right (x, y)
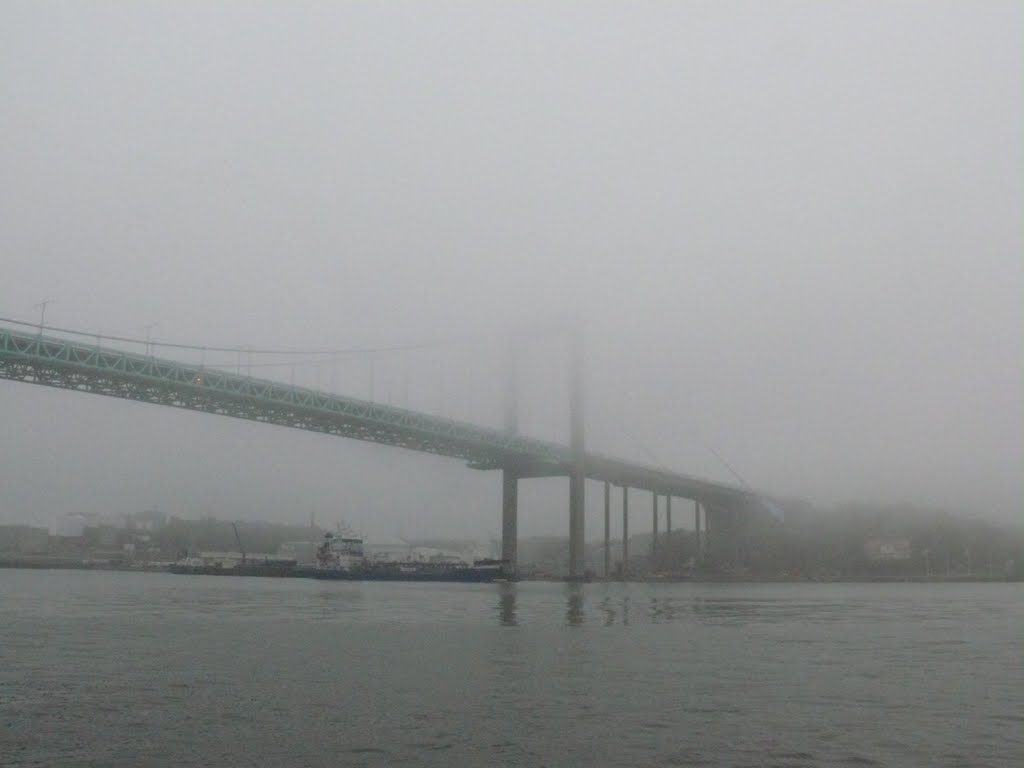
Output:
top-left (501, 321), bottom-right (587, 581)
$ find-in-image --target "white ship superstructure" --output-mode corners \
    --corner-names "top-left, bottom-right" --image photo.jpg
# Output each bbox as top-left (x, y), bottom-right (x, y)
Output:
top-left (315, 531), bottom-right (365, 571)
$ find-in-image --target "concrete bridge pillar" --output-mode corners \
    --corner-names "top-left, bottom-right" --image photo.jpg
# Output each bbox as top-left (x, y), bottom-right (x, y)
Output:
top-left (622, 486), bottom-right (630, 576)
top-left (501, 339), bottom-right (519, 573)
top-left (666, 495), bottom-right (672, 543)
top-left (567, 324), bottom-right (585, 580)
top-left (694, 500), bottom-right (703, 558)
top-left (705, 504), bottom-right (712, 559)
top-left (652, 494), bottom-right (659, 559)
top-left (603, 481), bottom-right (611, 578)
top-left (569, 473), bottom-right (584, 578)
top-left (501, 470), bottom-right (518, 571)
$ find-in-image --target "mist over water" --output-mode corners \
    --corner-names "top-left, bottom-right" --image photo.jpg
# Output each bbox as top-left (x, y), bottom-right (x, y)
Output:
top-left (3, 571), bottom-right (1023, 767)
top-left (1, 2), bottom-right (1022, 537)
top-left (1, 4), bottom-right (1022, 766)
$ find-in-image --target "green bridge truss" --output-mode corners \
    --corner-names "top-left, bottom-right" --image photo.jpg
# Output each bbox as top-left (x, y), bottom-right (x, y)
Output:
top-left (0, 325), bottom-right (760, 509)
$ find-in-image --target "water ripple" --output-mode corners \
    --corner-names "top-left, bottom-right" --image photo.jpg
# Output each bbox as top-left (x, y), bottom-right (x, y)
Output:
top-left (2, 572), bottom-right (1023, 767)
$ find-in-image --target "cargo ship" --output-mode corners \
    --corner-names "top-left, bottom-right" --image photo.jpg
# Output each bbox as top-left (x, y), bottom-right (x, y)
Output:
top-left (306, 558), bottom-right (509, 582)
top-left (169, 531), bottom-right (511, 582)
top-left (303, 531), bottom-right (511, 582)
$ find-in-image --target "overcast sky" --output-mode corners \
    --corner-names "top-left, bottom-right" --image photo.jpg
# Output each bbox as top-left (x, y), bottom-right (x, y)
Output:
top-left (1, 1), bottom-right (1021, 540)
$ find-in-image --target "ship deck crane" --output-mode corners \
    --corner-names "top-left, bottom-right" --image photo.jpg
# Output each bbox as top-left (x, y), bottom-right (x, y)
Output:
top-left (231, 522), bottom-right (247, 566)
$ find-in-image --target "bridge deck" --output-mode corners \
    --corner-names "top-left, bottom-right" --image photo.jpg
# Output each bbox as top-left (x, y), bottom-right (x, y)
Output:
top-left (0, 326), bottom-right (757, 507)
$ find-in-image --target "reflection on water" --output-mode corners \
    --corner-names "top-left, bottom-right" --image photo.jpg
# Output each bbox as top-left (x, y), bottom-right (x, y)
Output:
top-left (596, 594), bottom-right (631, 626)
top-left (557, 590), bottom-right (782, 627)
top-left (487, 588), bottom-right (872, 628)
top-left (565, 584), bottom-right (584, 626)
top-left (558, 589), bottom-right (837, 628)
top-left (648, 596), bottom-right (684, 623)
top-left (497, 582), bottom-right (517, 626)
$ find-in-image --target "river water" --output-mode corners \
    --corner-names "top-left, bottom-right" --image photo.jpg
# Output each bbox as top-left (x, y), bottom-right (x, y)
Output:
top-left (1, 571), bottom-right (1021, 767)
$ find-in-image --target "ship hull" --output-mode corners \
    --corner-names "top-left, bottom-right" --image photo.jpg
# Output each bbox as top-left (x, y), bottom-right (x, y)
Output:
top-left (299, 563), bottom-right (506, 583)
top-left (169, 564), bottom-right (297, 577)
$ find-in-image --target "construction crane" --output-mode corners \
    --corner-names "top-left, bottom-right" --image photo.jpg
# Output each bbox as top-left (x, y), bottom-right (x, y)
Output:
top-left (231, 522), bottom-right (247, 565)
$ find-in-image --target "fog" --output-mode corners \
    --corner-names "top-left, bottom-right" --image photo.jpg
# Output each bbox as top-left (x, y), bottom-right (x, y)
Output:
top-left (1, 2), bottom-right (1021, 540)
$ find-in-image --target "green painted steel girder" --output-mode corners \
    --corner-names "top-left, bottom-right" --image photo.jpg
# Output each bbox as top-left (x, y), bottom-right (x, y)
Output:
top-left (0, 325), bottom-right (761, 508)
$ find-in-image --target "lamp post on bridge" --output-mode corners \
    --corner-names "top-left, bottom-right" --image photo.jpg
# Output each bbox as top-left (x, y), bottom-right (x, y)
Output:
top-left (144, 322), bottom-right (159, 357)
top-left (33, 299), bottom-right (53, 336)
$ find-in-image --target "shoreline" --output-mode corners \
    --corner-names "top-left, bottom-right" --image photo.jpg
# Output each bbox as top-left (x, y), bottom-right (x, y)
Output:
top-left (1, 559), bottom-right (1018, 583)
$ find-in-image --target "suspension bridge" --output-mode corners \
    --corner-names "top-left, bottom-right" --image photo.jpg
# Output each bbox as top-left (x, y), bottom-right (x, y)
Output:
top-left (0, 321), bottom-right (771, 578)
